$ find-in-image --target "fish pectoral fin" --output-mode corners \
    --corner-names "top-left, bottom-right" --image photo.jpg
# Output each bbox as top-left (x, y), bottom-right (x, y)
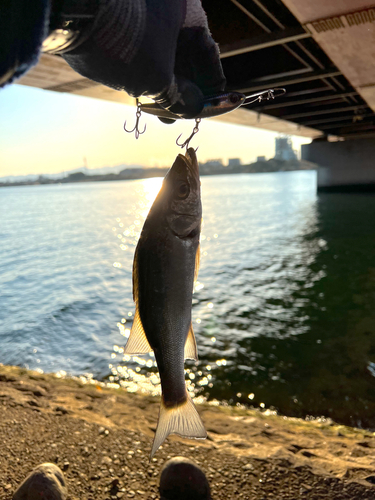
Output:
top-left (150, 393), bottom-right (207, 459)
top-left (123, 307), bottom-right (153, 355)
top-left (184, 323), bottom-right (198, 361)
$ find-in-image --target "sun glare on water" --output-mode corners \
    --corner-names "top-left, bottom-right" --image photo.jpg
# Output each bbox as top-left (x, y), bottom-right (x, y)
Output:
top-left (136, 177), bottom-right (163, 218)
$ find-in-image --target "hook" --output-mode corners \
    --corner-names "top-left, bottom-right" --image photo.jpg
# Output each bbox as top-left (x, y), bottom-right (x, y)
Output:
top-left (124, 99), bottom-right (146, 139)
top-left (176, 118), bottom-right (201, 150)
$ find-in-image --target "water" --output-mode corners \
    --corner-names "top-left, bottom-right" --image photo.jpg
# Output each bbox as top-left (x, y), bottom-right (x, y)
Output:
top-left (1, 172), bottom-right (375, 429)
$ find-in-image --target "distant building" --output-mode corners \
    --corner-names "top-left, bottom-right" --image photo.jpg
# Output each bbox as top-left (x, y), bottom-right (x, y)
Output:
top-left (228, 158), bottom-right (241, 167)
top-left (274, 136), bottom-right (297, 161)
top-left (257, 156), bottom-right (266, 162)
top-left (199, 159), bottom-right (224, 175)
top-left (202, 159), bottom-right (223, 168)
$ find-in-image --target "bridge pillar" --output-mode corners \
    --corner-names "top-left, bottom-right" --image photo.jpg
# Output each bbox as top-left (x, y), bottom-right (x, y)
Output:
top-left (302, 137), bottom-right (375, 192)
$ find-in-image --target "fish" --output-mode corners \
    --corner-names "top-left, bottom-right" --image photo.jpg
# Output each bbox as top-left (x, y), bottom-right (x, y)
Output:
top-left (124, 148), bottom-right (206, 458)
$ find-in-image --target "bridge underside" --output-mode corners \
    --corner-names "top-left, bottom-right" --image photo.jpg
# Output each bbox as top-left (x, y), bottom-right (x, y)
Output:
top-left (18, 0), bottom-right (375, 141)
top-left (207, 0), bottom-right (375, 140)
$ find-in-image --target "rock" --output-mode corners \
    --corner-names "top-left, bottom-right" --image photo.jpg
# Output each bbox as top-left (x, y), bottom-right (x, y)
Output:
top-left (242, 464), bottom-right (254, 471)
top-left (13, 383), bottom-right (47, 397)
top-left (12, 463), bottom-right (67, 500)
top-left (27, 400), bottom-right (41, 408)
top-left (55, 406), bottom-right (69, 415)
top-left (301, 450), bottom-right (317, 458)
top-left (0, 374), bottom-right (17, 382)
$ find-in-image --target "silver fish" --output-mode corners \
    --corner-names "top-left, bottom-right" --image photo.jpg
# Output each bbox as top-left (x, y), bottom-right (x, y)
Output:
top-left (141, 92), bottom-right (246, 122)
top-left (140, 88), bottom-right (286, 123)
top-left (124, 148), bottom-right (206, 458)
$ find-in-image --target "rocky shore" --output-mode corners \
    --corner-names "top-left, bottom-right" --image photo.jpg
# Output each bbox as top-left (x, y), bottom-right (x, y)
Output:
top-left (1, 365), bottom-right (375, 499)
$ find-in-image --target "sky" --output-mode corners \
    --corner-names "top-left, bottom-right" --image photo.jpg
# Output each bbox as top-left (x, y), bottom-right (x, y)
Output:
top-left (0, 84), bottom-right (311, 178)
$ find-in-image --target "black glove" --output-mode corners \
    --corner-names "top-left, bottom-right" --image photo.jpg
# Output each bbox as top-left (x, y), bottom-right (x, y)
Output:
top-left (60, 0), bottom-right (226, 119)
top-left (0, 0), bottom-right (50, 87)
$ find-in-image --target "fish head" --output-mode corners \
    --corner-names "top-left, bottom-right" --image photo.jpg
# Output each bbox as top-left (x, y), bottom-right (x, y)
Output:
top-left (161, 148), bottom-right (202, 239)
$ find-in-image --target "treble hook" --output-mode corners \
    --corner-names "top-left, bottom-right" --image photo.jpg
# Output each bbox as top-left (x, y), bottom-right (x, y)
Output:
top-left (176, 118), bottom-right (201, 150)
top-left (124, 99), bottom-right (146, 139)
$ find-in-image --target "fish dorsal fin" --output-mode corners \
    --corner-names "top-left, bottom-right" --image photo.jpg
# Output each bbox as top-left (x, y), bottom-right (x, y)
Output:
top-left (184, 323), bottom-right (198, 361)
top-left (124, 307), bottom-right (153, 355)
top-left (194, 242), bottom-right (200, 283)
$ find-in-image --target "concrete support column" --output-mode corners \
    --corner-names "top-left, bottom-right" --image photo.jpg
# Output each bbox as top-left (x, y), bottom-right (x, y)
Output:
top-left (302, 138), bottom-right (375, 192)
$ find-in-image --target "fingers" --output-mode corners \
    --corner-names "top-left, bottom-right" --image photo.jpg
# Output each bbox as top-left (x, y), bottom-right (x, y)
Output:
top-left (175, 27), bottom-right (226, 97)
top-left (157, 26), bottom-right (226, 118)
top-left (167, 77), bottom-right (204, 119)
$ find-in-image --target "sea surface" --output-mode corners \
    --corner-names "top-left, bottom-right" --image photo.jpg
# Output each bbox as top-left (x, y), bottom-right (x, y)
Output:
top-left (1, 171), bottom-right (375, 428)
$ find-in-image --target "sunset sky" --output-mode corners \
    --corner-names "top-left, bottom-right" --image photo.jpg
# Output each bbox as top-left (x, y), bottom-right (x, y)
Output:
top-left (0, 84), bottom-right (311, 178)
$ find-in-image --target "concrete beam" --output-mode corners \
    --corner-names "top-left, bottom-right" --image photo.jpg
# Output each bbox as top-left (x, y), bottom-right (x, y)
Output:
top-left (252, 92), bottom-right (359, 110)
top-left (220, 28), bottom-right (311, 58)
top-left (302, 113), bottom-right (374, 126)
top-left (236, 69), bottom-right (341, 93)
top-left (283, 104), bottom-right (368, 120)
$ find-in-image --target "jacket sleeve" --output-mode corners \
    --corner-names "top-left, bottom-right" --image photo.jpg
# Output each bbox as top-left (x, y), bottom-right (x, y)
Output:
top-left (0, 0), bottom-right (50, 87)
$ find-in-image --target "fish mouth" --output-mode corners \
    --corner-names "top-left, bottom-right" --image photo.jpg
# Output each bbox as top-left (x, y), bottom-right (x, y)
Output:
top-left (184, 148), bottom-right (199, 177)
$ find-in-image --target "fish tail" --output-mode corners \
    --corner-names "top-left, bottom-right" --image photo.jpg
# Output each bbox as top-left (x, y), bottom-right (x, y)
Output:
top-left (150, 392), bottom-right (207, 459)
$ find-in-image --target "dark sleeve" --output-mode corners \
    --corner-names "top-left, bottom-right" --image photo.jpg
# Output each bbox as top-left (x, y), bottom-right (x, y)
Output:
top-left (0, 0), bottom-right (50, 87)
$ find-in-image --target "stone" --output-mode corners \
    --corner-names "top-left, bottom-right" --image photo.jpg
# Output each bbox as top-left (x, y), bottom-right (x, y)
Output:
top-left (242, 464), bottom-right (254, 471)
top-left (12, 463), bottom-right (67, 500)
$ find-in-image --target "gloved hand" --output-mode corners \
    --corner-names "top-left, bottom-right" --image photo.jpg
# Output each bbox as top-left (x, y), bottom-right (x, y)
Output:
top-left (61, 0), bottom-right (226, 119)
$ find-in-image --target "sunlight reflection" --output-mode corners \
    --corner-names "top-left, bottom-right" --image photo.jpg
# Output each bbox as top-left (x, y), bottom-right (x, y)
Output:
top-left (135, 177), bottom-right (163, 218)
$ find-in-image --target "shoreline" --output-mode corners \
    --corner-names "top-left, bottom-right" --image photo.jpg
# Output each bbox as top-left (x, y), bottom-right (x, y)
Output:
top-left (1, 365), bottom-right (375, 499)
top-left (0, 160), bottom-right (316, 189)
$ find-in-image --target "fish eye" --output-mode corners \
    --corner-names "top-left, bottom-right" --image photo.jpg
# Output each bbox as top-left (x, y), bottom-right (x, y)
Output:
top-left (176, 181), bottom-right (190, 199)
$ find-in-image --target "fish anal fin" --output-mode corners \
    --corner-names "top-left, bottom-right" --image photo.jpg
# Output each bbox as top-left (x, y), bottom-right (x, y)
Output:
top-left (194, 242), bottom-right (200, 283)
top-left (184, 323), bottom-right (198, 361)
top-left (150, 393), bottom-right (207, 459)
top-left (123, 307), bottom-right (152, 355)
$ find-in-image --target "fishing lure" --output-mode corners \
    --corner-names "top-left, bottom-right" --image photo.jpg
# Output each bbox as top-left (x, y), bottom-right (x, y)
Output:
top-left (124, 88), bottom-right (286, 146)
top-left (141, 88), bottom-right (285, 122)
